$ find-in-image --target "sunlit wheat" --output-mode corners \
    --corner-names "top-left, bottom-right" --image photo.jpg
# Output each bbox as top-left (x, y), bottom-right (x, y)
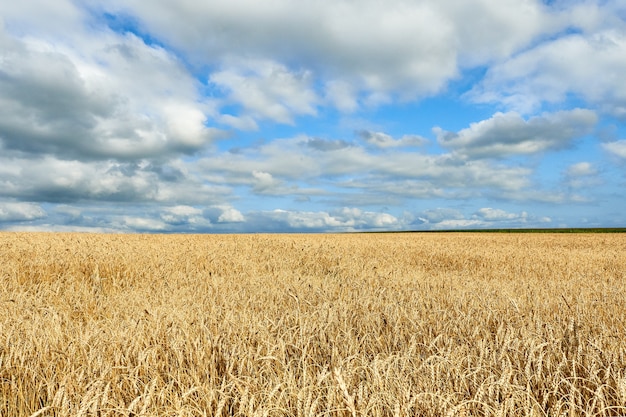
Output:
top-left (1, 232), bottom-right (625, 416)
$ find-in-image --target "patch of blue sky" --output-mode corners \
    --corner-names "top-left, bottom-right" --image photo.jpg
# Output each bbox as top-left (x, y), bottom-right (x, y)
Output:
top-left (99, 12), bottom-right (165, 49)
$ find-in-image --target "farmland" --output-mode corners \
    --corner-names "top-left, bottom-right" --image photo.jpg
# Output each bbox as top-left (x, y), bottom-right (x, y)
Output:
top-left (1, 232), bottom-right (625, 416)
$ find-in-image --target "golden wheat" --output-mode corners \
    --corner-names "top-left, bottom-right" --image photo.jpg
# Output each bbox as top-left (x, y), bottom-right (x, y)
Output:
top-left (1, 232), bottom-right (625, 416)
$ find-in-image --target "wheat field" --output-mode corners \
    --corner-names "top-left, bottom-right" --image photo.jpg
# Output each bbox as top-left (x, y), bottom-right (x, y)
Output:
top-left (1, 232), bottom-right (625, 416)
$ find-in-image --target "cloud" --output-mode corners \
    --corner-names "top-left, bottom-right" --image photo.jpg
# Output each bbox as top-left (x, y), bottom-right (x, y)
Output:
top-left (417, 208), bottom-right (465, 224)
top-left (194, 135), bottom-right (534, 201)
top-left (0, 202), bottom-right (47, 222)
top-left (435, 109), bottom-right (597, 158)
top-left (413, 207), bottom-right (548, 230)
top-left (217, 206), bottom-right (245, 223)
top-left (473, 207), bottom-right (527, 222)
top-left (305, 138), bottom-right (352, 152)
top-left (251, 171), bottom-right (285, 195)
top-left (561, 162), bottom-right (601, 190)
top-left (324, 80), bottom-right (358, 113)
top-left (0, 0), bottom-right (84, 38)
top-left (0, 20), bottom-right (221, 162)
top-left (470, 28), bottom-right (626, 114)
top-left (246, 207), bottom-right (400, 232)
top-left (357, 130), bottom-right (428, 148)
top-left (565, 162), bottom-right (597, 177)
top-left (160, 206), bottom-right (207, 226)
top-left (120, 216), bottom-right (169, 232)
top-left (0, 157), bottom-right (231, 205)
top-left (1, 1), bottom-right (623, 233)
top-left (602, 140), bottom-right (626, 159)
top-left (98, 0), bottom-right (558, 107)
top-left (209, 58), bottom-right (319, 124)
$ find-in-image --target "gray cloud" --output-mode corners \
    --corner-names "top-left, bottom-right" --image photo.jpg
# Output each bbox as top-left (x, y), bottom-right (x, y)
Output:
top-left (435, 109), bottom-right (597, 158)
top-left (304, 137), bottom-right (352, 152)
top-left (0, 157), bottom-right (231, 205)
top-left (0, 23), bottom-right (222, 162)
top-left (357, 130), bottom-right (428, 148)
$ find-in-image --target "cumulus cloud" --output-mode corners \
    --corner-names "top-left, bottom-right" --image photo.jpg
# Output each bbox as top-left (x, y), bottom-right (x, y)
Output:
top-left (0, 18), bottom-right (221, 162)
top-left (217, 206), bottom-right (245, 223)
top-left (435, 109), bottom-right (597, 158)
top-left (120, 216), bottom-right (169, 232)
top-left (0, 202), bottom-right (47, 222)
top-left (1, 0), bottom-right (623, 232)
top-left (160, 206), bottom-right (207, 226)
top-left (251, 171), bottom-right (285, 195)
top-left (98, 0), bottom-right (561, 106)
top-left (470, 28), bottom-right (626, 114)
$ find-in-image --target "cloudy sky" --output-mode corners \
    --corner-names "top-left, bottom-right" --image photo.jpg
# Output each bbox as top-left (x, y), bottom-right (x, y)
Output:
top-left (1, 0), bottom-right (625, 232)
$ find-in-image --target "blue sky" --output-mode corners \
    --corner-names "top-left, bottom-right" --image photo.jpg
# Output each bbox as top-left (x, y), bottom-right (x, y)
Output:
top-left (0, 0), bottom-right (625, 232)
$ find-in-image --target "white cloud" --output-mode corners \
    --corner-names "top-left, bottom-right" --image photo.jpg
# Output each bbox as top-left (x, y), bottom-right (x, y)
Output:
top-left (435, 109), bottom-right (597, 158)
top-left (160, 206), bottom-right (207, 226)
top-left (121, 216), bottom-right (169, 232)
top-left (217, 114), bottom-right (259, 131)
top-left (2, 224), bottom-right (121, 233)
top-left (414, 207), bottom-right (546, 230)
top-left (562, 162), bottom-right (601, 189)
top-left (217, 206), bottom-right (245, 223)
top-left (0, 202), bottom-right (46, 222)
top-left (431, 219), bottom-right (484, 229)
top-left (1, 1), bottom-right (623, 232)
top-left (470, 29), bottom-right (626, 114)
top-left (195, 135), bottom-right (534, 198)
top-left (251, 170), bottom-right (285, 195)
top-left (248, 207), bottom-right (400, 232)
top-left (324, 80), bottom-right (358, 113)
top-left (448, 0), bottom-right (551, 65)
top-left (565, 162), bottom-right (597, 177)
top-left (0, 19), bottom-right (220, 161)
top-left (0, 0), bottom-right (84, 38)
top-left (210, 59), bottom-right (318, 124)
top-left (602, 140), bottom-right (626, 159)
top-left (417, 208), bottom-right (465, 224)
top-left (473, 207), bottom-right (527, 222)
top-left (99, 0), bottom-right (561, 106)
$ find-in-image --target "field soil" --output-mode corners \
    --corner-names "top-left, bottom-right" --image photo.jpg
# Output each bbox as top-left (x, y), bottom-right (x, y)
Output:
top-left (1, 232), bottom-right (625, 416)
